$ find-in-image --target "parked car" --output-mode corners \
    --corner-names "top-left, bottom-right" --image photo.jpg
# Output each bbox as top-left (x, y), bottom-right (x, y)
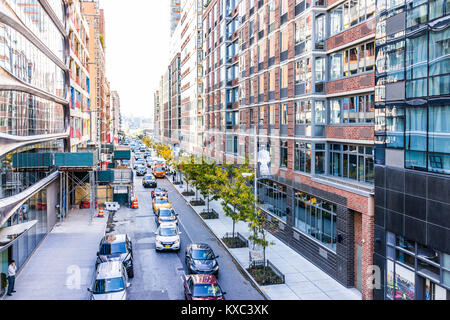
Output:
top-left (142, 175), bottom-right (157, 188)
top-left (151, 187), bottom-right (168, 199)
top-left (185, 244), bottom-right (219, 276)
top-left (96, 234), bottom-right (134, 278)
top-left (88, 261), bottom-right (131, 300)
top-left (155, 208), bottom-right (178, 225)
top-left (152, 196), bottom-right (172, 213)
top-left (183, 274), bottom-right (226, 300)
top-left (155, 222), bottom-right (181, 252)
top-left (136, 165), bottom-right (147, 176)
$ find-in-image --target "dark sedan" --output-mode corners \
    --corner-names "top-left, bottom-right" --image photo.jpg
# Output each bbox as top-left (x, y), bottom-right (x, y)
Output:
top-left (185, 244), bottom-right (219, 276)
top-left (151, 187), bottom-right (168, 199)
top-left (184, 274), bottom-right (226, 300)
top-left (142, 175), bottom-right (157, 188)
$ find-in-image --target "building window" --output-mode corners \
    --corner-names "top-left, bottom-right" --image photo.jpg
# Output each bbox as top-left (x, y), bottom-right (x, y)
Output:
top-left (328, 94), bottom-right (375, 124)
top-left (429, 0), bottom-right (450, 20)
top-left (258, 179), bottom-right (287, 222)
top-left (280, 140), bottom-right (288, 168)
top-left (386, 232), bottom-right (450, 300)
top-left (329, 144), bottom-right (375, 183)
top-left (295, 100), bottom-right (312, 124)
top-left (294, 15), bottom-right (312, 54)
top-left (294, 191), bottom-right (337, 251)
top-left (329, 0), bottom-right (375, 36)
top-left (315, 100), bottom-right (326, 124)
top-left (315, 14), bottom-right (325, 50)
top-left (429, 25), bottom-right (450, 96)
top-left (386, 103), bottom-right (405, 149)
top-left (330, 42), bottom-right (375, 80)
top-left (295, 58), bottom-right (312, 94)
top-left (406, 33), bottom-right (428, 98)
top-left (294, 142), bottom-right (312, 173)
top-left (269, 105), bottom-right (275, 125)
top-left (280, 103), bottom-right (288, 125)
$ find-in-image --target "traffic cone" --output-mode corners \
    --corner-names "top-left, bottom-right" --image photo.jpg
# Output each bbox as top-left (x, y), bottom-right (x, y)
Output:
top-left (98, 207), bottom-right (104, 218)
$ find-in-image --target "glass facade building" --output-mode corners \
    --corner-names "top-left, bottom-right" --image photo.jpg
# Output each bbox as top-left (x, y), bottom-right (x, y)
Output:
top-left (374, 0), bottom-right (450, 300)
top-left (0, 0), bottom-right (69, 291)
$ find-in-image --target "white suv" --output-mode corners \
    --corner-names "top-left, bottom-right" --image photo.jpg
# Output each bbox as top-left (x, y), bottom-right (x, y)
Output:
top-left (88, 261), bottom-right (131, 300)
top-left (155, 222), bottom-right (181, 252)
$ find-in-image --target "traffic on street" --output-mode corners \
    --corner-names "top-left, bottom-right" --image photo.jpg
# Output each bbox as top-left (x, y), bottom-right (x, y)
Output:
top-left (88, 139), bottom-right (264, 300)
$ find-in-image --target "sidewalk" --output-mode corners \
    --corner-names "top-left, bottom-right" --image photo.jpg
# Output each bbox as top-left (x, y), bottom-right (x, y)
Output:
top-left (3, 209), bottom-right (107, 300)
top-left (172, 182), bottom-right (361, 300)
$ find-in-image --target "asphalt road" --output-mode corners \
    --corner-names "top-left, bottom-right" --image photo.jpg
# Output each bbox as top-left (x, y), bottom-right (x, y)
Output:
top-left (106, 167), bottom-right (264, 300)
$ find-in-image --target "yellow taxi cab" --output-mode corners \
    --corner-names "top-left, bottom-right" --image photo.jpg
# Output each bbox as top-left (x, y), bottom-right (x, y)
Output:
top-left (152, 196), bottom-right (172, 213)
top-left (153, 165), bottom-right (166, 178)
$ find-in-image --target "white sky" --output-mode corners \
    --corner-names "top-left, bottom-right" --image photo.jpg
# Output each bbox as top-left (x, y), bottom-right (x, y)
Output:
top-left (100, 0), bottom-right (171, 119)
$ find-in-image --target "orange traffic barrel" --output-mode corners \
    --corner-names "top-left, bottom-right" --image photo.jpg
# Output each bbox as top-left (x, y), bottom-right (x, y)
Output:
top-left (98, 207), bottom-right (104, 218)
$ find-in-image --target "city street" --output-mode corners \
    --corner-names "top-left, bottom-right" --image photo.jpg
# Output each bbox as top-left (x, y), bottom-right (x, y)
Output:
top-left (108, 169), bottom-right (264, 300)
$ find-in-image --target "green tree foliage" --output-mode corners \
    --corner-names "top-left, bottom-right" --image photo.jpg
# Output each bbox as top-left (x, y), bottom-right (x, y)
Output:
top-left (215, 159), bottom-right (254, 239)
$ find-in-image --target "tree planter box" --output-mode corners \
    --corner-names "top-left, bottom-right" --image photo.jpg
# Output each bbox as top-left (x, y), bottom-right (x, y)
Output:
top-left (190, 199), bottom-right (205, 206)
top-left (182, 191), bottom-right (195, 197)
top-left (200, 208), bottom-right (219, 220)
top-left (222, 232), bottom-right (249, 248)
top-left (247, 260), bottom-right (285, 286)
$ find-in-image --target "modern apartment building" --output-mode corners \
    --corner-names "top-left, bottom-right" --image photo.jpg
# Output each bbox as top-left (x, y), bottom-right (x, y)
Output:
top-left (373, 0), bottom-right (450, 300)
top-left (170, 0), bottom-right (182, 36)
top-left (0, 0), bottom-right (69, 281)
top-left (220, 0), bottom-right (377, 299)
top-left (68, 0), bottom-right (91, 151)
top-left (178, 0), bottom-right (205, 154)
top-left (81, 0), bottom-right (110, 146)
top-left (154, 90), bottom-right (162, 138)
top-left (111, 90), bottom-right (121, 145)
top-left (203, 0), bottom-right (242, 164)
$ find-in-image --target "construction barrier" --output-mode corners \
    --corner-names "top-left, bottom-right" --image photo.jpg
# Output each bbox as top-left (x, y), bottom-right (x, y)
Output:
top-left (98, 207), bottom-right (104, 218)
top-left (131, 197), bottom-right (138, 209)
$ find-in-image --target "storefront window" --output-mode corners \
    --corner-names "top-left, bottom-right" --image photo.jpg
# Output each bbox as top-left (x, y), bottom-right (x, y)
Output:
top-left (294, 191), bottom-right (337, 251)
top-left (257, 179), bottom-right (287, 222)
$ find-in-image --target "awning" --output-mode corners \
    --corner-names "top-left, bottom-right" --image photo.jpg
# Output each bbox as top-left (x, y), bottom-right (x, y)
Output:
top-left (0, 220), bottom-right (38, 251)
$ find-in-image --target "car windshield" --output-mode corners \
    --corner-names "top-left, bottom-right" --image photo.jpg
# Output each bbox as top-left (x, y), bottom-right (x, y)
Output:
top-left (145, 176), bottom-right (154, 181)
top-left (100, 242), bottom-right (127, 255)
top-left (192, 249), bottom-right (215, 260)
top-left (93, 277), bottom-right (125, 294)
top-left (155, 198), bottom-right (168, 204)
top-left (193, 284), bottom-right (223, 297)
top-left (155, 167), bottom-right (164, 172)
top-left (159, 227), bottom-right (177, 236)
top-left (159, 209), bottom-right (173, 217)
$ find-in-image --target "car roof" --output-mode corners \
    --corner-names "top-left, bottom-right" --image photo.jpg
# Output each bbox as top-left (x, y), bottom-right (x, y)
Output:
top-left (102, 234), bottom-right (127, 244)
top-left (190, 243), bottom-right (212, 250)
top-left (159, 222), bottom-right (177, 228)
top-left (96, 261), bottom-right (124, 280)
top-left (190, 274), bottom-right (219, 285)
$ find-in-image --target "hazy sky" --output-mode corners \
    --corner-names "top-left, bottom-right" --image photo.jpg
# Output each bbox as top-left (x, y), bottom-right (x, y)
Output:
top-left (100, 0), bottom-right (171, 119)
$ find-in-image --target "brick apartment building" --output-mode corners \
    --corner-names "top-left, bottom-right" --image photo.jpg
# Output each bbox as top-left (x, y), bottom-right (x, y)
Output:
top-left (154, 0), bottom-right (450, 300)
top-left (201, 0), bottom-right (377, 300)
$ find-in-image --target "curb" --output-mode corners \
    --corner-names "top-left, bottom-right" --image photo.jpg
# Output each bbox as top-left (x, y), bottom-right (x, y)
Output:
top-left (169, 179), bottom-right (270, 301)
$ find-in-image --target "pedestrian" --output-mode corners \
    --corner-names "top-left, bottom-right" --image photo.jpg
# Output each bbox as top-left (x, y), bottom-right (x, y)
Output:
top-left (7, 260), bottom-right (17, 296)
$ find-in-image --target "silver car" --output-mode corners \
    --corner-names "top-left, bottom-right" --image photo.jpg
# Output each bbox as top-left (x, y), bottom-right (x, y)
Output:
top-left (88, 261), bottom-right (131, 300)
